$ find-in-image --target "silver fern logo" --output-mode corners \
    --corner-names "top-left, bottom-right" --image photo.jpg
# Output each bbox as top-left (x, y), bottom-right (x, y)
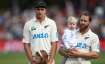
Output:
top-left (31, 26), bottom-right (36, 31)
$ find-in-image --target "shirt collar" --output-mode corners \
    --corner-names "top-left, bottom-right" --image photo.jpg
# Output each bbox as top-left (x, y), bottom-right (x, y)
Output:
top-left (35, 16), bottom-right (47, 22)
top-left (35, 16), bottom-right (48, 25)
top-left (77, 29), bottom-right (92, 37)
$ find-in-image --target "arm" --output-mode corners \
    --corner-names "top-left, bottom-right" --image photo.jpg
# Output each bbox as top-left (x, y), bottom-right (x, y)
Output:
top-left (23, 43), bottom-right (33, 61)
top-left (59, 46), bottom-right (78, 58)
top-left (69, 50), bottom-right (99, 59)
top-left (62, 30), bottom-right (71, 49)
top-left (48, 41), bottom-right (58, 64)
top-left (59, 47), bottom-right (69, 57)
top-left (83, 35), bottom-right (100, 59)
top-left (22, 22), bottom-right (35, 63)
top-left (78, 51), bottom-right (99, 59)
top-left (48, 21), bottom-right (58, 64)
top-left (69, 35), bottom-right (100, 59)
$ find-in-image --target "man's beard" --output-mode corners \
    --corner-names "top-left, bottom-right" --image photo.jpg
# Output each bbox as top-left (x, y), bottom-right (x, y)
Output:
top-left (36, 14), bottom-right (42, 19)
top-left (36, 13), bottom-right (43, 19)
top-left (80, 24), bottom-right (89, 30)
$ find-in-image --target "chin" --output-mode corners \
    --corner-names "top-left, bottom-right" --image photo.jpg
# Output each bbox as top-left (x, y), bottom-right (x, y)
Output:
top-left (80, 26), bottom-right (88, 30)
top-left (36, 15), bottom-right (42, 18)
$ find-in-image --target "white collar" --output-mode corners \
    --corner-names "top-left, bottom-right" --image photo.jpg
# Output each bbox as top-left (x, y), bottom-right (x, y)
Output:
top-left (77, 29), bottom-right (92, 37)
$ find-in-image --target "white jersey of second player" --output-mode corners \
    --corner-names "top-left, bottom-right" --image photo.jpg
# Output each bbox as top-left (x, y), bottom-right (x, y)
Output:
top-left (62, 28), bottom-right (77, 49)
top-left (22, 17), bottom-right (58, 55)
top-left (65, 29), bottom-right (100, 64)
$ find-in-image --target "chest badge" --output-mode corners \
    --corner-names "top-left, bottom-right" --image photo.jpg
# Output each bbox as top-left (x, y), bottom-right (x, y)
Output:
top-left (31, 26), bottom-right (36, 31)
top-left (44, 25), bottom-right (49, 28)
top-left (84, 37), bottom-right (89, 40)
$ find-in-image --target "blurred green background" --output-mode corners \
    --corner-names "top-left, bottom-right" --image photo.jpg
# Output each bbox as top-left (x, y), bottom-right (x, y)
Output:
top-left (0, 52), bottom-right (105, 64)
top-left (0, 0), bottom-right (105, 64)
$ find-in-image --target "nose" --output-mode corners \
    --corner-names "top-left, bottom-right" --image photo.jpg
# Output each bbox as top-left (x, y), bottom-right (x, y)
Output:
top-left (36, 10), bottom-right (42, 15)
top-left (80, 20), bottom-right (85, 24)
top-left (81, 21), bottom-right (84, 24)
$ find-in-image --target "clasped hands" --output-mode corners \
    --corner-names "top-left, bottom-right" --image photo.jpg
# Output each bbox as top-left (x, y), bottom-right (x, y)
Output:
top-left (66, 48), bottom-right (81, 58)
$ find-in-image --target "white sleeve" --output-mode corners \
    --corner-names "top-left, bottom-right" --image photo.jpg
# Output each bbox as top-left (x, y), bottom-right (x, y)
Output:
top-left (50, 21), bottom-right (58, 42)
top-left (91, 35), bottom-right (100, 52)
top-left (22, 23), bottom-right (31, 43)
top-left (62, 31), bottom-right (70, 49)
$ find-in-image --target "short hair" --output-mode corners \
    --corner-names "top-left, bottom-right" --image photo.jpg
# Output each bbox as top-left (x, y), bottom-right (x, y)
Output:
top-left (67, 16), bottom-right (77, 24)
top-left (80, 11), bottom-right (92, 22)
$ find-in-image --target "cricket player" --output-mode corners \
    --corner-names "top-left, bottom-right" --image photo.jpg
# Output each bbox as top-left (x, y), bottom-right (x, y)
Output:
top-left (22, 1), bottom-right (58, 64)
top-left (59, 11), bottom-right (100, 64)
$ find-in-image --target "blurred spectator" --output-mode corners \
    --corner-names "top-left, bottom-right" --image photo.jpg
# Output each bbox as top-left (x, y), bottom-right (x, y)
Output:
top-left (7, 15), bottom-right (23, 40)
top-left (0, 0), bottom-right (105, 52)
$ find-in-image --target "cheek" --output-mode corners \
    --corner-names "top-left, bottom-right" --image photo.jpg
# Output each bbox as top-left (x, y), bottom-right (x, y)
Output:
top-left (42, 11), bottom-right (46, 14)
top-left (73, 25), bottom-right (77, 28)
top-left (79, 22), bottom-right (82, 25)
top-left (68, 25), bottom-right (72, 28)
top-left (85, 22), bottom-right (90, 26)
top-left (35, 10), bottom-right (39, 13)
top-left (80, 22), bottom-right (85, 25)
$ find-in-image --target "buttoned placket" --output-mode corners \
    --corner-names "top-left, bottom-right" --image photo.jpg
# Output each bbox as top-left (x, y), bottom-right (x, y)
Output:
top-left (36, 20), bottom-right (45, 33)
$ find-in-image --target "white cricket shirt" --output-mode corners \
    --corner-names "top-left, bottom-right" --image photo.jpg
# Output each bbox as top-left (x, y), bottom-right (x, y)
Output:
top-left (65, 29), bottom-right (100, 64)
top-left (22, 17), bottom-right (58, 55)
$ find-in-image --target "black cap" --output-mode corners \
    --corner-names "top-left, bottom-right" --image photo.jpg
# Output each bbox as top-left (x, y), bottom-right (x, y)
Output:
top-left (34, 2), bottom-right (47, 8)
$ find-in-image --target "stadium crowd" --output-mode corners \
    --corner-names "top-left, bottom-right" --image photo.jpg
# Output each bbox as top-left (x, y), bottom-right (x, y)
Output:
top-left (0, 0), bottom-right (105, 52)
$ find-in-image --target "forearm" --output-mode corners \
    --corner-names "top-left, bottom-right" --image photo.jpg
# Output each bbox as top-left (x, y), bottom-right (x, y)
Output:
top-left (78, 51), bottom-right (99, 59)
top-left (23, 43), bottom-right (33, 62)
top-left (47, 41), bottom-right (58, 64)
top-left (58, 47), bottom-right (69, 57)
top-left (50, 42), bottom-right (58, 59)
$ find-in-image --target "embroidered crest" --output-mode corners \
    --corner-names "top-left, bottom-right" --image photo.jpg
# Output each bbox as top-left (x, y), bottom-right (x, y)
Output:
top-left (44, 25), bottom-right (49, 28)
top-left (31, 26), bottom-right (36, 31)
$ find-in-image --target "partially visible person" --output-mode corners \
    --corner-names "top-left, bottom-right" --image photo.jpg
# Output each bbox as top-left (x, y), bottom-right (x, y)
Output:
top-left (61, 16), bottom-right (78, 64)
top-left (22, 1), bottom-right (58, 64)
top-left (32, 50), bottom-right (48, 64)
top-left (62, 16), bottom-right (78, 50)
top-left (59, 11), bottom-right (100, 64)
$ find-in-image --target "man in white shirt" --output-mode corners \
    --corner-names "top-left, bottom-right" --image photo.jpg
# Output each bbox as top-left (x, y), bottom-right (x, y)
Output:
top-left (59, 11), bottom-right (100, 64)
top-left (22, 1), bottom-right (58, 64)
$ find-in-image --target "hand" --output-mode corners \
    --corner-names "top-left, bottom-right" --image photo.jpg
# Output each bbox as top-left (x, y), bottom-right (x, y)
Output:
top-left (31, 61), bottom-right (36, 64)
top-left (47, 61), bottom-right (52, 64)
top-left (69, 48), bottom-right (78, 51)
top-left (67, 49), bottom-right (81, 57)
top-left (47, 58), bottom-right (53, 64)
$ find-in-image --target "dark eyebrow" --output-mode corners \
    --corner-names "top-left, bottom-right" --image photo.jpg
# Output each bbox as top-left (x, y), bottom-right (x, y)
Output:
top-left (80, 19), bottom-right (87, 22)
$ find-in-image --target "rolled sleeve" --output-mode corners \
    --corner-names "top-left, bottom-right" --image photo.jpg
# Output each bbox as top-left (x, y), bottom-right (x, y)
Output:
top-left (91, 36), bottom-right (100, 52)
top-left (22, 23), bottom-right (31, 43)
top-left (50, 21), bottom-right (58, 42)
